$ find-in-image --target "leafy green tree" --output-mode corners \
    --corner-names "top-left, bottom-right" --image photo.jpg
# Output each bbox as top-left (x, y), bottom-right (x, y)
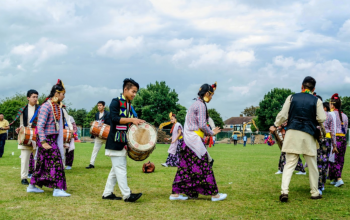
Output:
top-left (133, 81), bottom-right (185, 127)
top-left (208, 108), bottom-right (224, 128)
top-left (256, 88), bottom-right (295, 131)
top-left (241, 106), bottom-right (259, 116)
top-left (68, 108), bottom-right (88, 126)
top-left (84, 105), bottom-right (110, 128)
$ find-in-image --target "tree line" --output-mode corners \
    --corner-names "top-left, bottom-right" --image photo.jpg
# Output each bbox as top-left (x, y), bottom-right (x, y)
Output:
top-left (0, 81), bottom-right (225, 130)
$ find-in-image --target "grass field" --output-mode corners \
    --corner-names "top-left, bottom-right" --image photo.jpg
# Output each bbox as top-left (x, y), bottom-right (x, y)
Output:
top-left (1, 140), bottom-right (350, 219)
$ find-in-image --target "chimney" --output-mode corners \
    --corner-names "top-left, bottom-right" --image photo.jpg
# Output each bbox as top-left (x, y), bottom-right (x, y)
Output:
top-left (240, 114), bottom-right (243, 117)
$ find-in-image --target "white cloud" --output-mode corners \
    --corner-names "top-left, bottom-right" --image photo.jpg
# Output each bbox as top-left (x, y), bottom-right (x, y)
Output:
top-left (10, 38), bottom-right (67, 65)
top-left (338, 19), bottom-right (350, 39)
top-left (229, 80), bottom-right (257, 95)
top-left (97, 36), bottom-right (144, 59)
top-left (0, 57), bottom-right (11, 69)
top-left (273, 56), bottom-right (314, 70)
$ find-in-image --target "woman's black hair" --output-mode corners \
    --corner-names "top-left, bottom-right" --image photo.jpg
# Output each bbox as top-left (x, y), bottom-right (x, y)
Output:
top-left (27, 89), bottom-right (39, 98)
top-left (323, 102), bottom-right (330, 112)
top-left (331, 94), bottom-right (343, 122)
top-left (197, 84), bottom-right (214, 120)
top-left (46, 81), bottom-right (65, 103)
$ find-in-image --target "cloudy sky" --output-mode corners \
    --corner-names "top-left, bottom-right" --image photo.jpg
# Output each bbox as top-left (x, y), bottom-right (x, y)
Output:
top-left (1, 0), bottom-right (350, 120)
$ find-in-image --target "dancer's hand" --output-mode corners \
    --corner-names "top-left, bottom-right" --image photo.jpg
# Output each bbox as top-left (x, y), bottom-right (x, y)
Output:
top-left (213, 127), bottom-right (221, 135)
top-left (332, 145), bottom-right (339, 154)
top-left (15, 127), bottom-right (20, 134)
top-left (132, 118), bottom-right (145, 126)
top-left (42, 143), bottom-right (52, 150)
top-left (269, 126), bottom-right (276, 133)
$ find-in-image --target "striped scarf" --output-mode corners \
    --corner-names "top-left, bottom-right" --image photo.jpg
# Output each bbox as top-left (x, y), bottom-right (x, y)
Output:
top-left (9, 105), bottom-right (39, 127)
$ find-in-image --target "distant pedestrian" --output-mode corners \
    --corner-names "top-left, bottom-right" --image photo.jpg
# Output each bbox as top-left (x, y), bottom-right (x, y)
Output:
top-left (233, 134), bottom-right (238, 145)
top-left (0, 113), bottom-right (10, 158)
top-left (251, 134), bottom-right (255, 145)
top-left (243, 135), bottom-right (247, 147)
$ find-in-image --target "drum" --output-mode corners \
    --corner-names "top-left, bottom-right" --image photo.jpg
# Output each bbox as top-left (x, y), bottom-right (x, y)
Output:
top-left (63, 129), bottom-right (73, 144)
top-left (18, 127), bottom-right (36, 146)
top-left (127, 122), bottom-right (157, 161)
top-left (90, 121), bottom-right (110, 140)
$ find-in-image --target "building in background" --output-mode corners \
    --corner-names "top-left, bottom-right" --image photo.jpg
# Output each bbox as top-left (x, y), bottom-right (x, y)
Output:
top-left (223, 116), bottom-right (254, 133)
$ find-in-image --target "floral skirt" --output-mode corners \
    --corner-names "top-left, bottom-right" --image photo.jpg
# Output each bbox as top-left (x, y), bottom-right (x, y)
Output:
top-left (317, 138), bottom-right (332, 189)
top-left (172, 141), bottom-right (219, 198)
top-left (329, 136), bottom-right (347, 180)
top-left (30, 134), bottom-right (67, 190)
top-left (65, 149), bottom-right (74, 167)
top-left (278, 152), bottom-right (305, 172)
top-left (165, 139), bottom-right (183, 167)
top-left (29, 152), bottom-right (36, 174)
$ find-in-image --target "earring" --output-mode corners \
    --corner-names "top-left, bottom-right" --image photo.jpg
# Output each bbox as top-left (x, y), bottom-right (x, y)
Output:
top-left (52, 96), bottom-right (58, 103)
top-left (37, 100), bottom-right (40, 105)
top-left (204, 97), bottom-right (209, 103)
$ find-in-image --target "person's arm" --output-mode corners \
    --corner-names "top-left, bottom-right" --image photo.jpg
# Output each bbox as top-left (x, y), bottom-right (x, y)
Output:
top-left (274, 95), bottom-right (292, 127)
top-left (316, 99), bottom-right (327, 124)
top-left (2, 121), bottom-right (10, 130)
top-left (37, 104), bottom-right (50, 143)
top-left (197, 103), bottom-right (214, 136)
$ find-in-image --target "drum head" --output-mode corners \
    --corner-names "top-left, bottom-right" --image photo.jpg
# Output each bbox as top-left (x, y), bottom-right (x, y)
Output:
top-left (128, 123), bottom-right (157, 151)
top-left (18, 127), bottom-right (25, 144)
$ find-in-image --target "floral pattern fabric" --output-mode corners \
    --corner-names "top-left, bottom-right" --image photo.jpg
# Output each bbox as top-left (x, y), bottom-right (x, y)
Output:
top-left (65, 149), bottom-right (74, 167)
top-left (29, 152), bottom-right (35, 174)
top-left (317, 138), bottom-right (332, 190)
top-left (30, 134), bottom-right (67, 190)
top-left (278, 152), bottom-right (305, 172)
top-left (166, 139), bottom-right (183, 167)
top-left (172, 141), bottom-right (219, 198)
top-left (328, 136), bottom-right (347, 180)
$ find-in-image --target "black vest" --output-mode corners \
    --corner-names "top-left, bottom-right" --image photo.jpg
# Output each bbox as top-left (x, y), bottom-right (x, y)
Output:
top-left (287, 93), bottom-right (318, 138)
top-left (23, 105), bottom-right (39, 127)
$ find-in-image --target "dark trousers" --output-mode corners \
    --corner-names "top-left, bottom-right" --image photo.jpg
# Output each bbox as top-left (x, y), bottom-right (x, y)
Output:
top-left (0, 133), bottom-right (7, 157)
top-left (244, 141), bottom-right (246, 147)
top-left (233, 140), bottom-right (237, 145)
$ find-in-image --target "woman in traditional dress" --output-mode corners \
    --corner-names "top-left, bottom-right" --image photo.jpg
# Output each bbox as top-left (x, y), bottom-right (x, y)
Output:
top-left (169, 82), bottom-right (227, 202)
top-left (65, 115), bottom-right (77, 170)
top-left (328, 93), bottom-right (348, 187)
top-left (27, 79), bottom-right (71, 197)
top-left (162, 113), bottom-right (183, 167)
top-left (317, 102), bottom-right (336, 195)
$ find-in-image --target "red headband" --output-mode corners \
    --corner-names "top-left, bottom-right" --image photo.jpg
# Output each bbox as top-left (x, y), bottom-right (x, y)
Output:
top-left (332, 93), bottom-right (339, 100)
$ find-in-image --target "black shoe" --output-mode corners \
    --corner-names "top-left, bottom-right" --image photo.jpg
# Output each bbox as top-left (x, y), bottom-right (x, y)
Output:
top-left (124, 193), bottom-right (142, 202)
top-left (21, 179), bottom-right (29, 185)
top-left (279, 194), bottom-right (288, 202)
top-left (102, 193), bottom-right (122, 200)
top-left (210, 159), bottom-right (214, 167)
top-left (86, 164), bottom-right (95, 169)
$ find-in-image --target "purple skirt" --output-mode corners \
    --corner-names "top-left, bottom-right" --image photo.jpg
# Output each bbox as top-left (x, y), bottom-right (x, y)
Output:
top-left (172, 141), bottom-right (219, 198)
top-left (65, 149), bottom-right (74, 167)
top-left (165, 139), bottom-right (183, 167)
top-left (329, 136), bottom-right (347, 180)
top-left (30, 134), bottom-right (67, 190)
top-left (29, 152), bottom-right (36, 174)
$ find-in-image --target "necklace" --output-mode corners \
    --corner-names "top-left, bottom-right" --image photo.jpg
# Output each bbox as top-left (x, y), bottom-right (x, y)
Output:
top-left (301, 89), bottom-right (313, 94)
top-left (51, 99), bottom-right (61, 121)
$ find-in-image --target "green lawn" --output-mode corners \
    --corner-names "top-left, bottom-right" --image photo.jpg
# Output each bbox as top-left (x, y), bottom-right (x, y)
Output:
top-left (1, 140), bottom-right (350, 219)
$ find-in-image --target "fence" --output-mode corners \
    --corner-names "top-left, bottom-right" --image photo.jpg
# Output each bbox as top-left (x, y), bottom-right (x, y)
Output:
top-left (5, 127), bottom-right (350, 146)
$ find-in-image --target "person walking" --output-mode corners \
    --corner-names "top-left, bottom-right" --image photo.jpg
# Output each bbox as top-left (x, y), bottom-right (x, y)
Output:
top-left (243, 135), bottom-right (247, 147)
top-left (0, 113), bottom-right (10, 158)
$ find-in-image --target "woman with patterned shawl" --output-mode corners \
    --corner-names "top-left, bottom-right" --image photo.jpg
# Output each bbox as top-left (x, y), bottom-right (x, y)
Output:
top-left (27, 79), bottom-right (72, 197)
top-left (162, 113), bottom-right (183, 167)
top-left (328, 93), bottom-right (349, 187)
top-left (170, 82), bottom-right (227, 202)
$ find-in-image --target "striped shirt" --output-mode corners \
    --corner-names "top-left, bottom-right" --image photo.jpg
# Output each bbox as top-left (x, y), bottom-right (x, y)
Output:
top-left (185, 98), bottom-right (214, 136)
top-left (37, 101), bottom-right (59, 142)
top-left (333, 111), bottom-right (348, 134)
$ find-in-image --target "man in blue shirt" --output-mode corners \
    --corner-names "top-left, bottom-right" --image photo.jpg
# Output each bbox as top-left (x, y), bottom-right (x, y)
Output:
top-left (243, 135), bottom-right (247, 147)
top-left (232, 134), bottom-right (238, 145)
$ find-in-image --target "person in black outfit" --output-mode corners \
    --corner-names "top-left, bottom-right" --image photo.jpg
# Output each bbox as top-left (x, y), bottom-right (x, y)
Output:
top-left (86, 101), bottom-right (110, 169)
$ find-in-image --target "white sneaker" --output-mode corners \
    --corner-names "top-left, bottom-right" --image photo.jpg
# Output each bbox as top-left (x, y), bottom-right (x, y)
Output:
top-left (169, 195), bottom-right (188, 201)
top-left (161, 163), bottom-right (168, 167)
top-left (318, 189), bottom-right (323, 196)
top-left (53, 189), bottom-right (71, 197)
top-left (275, 170), bottom-right (283, 174)
top-left (65, 166), bottom-right (72, 170)
top-left (330, 181), bottom-right (337, 185)
top-left (27, 185), bottom-right (44, 193)
top-left (212, 193), bottom-right (227, 202)
top-left (334, 180), bottom-right (344, 187)
top-left (296, 171), bottom-right (306, 175)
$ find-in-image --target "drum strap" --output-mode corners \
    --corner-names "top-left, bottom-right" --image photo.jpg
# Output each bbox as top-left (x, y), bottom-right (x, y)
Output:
top-left (29, 106), bottom-right (41, 126)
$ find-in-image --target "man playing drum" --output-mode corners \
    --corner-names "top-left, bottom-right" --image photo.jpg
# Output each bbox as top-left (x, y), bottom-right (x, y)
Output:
top-left (102, 78), bottom-right (144, 202)
top-left (270, 76), bottom-right (326, 202)
top-left (86, 101), bottom-right (110, 169)
top-left (10, 90), bottom-right (40, 185)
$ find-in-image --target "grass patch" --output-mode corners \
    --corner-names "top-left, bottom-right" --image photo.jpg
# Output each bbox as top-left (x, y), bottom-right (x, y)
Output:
top-left (1, 141), bottom-right (350, 219)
